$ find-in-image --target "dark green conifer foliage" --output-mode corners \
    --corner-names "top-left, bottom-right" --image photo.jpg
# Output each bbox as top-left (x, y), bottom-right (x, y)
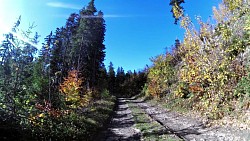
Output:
top-left (107, 62), bottom-right (116, 94)
top-left (73, 0), bottom-right (106, 90)
top-left (170, 0), bottom-right (185, 24)
top-left (0, 17), bottom-right (39, 123)
top-left (115, 67), bottom-right (125, 95)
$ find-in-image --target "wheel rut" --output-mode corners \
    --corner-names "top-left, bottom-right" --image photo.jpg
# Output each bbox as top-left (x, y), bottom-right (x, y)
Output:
top-left (131, 98), bottom-right (250, 141)
top-left (99, 98), bottom-right (250, 141)
top-left (99, 98), bottom-right (141, 141)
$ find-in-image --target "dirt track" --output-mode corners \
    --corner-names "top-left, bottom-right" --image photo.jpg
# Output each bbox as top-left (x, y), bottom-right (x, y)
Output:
top-left (100, 98), bottom-right (250, 141)
top-left (99, 98), bottom-right (141, 141)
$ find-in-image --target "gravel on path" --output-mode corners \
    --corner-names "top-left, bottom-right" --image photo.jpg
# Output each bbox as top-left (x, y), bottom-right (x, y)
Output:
top-left (131, 98), bottom-right (250, 141)
top-left (98, 98), bottom-right (141, 141)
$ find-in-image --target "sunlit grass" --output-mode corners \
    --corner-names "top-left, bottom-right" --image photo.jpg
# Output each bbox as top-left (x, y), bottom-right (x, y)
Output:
top-left (128, 102), bottom-right (182, 141)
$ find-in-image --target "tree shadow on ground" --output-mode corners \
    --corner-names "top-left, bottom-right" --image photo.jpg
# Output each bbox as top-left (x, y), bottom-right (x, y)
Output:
top-left (128, 99), bottom-right (218, 140)
top-left (98, 99), bottom-right (141, 141)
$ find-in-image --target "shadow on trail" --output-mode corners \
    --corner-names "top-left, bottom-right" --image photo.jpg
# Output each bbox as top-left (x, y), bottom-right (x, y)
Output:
top-left (129, 99), bottom-right (210, 140)
top-left (128, 99), bottom-right (182, 140)
top-left (98, 98), bottom-right (141, 141)
top-left (174, 124), bottom-right (211, 136)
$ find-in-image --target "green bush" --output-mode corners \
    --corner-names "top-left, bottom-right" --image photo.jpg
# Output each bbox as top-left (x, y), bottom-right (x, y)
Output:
top-left (101, 89), bottom-right (110, 99)
top-left (235, 70), bottom-right (250, 109)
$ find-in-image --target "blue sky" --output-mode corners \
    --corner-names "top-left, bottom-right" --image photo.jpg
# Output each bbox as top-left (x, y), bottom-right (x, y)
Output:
top-left (0, 0), bottom-right (221, 72)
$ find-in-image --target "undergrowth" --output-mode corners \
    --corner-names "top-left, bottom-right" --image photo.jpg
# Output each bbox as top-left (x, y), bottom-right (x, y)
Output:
top-left (0, 96), bottom-right (116, 141)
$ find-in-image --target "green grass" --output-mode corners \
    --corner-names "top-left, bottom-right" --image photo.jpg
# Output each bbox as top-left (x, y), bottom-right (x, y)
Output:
top-left (148, 98), bottom-right (189, 114)
top-left (128, 102), bottom-right (182, 141)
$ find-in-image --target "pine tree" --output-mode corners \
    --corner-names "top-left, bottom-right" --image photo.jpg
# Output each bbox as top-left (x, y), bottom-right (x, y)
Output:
top-left (73, 0), bottom-right (106, 91)
top-left (89, 10), bottom-right (106, 90)
top-left (40, 31), bottom-right (53, 72)
top-left (64, 13), bottom-right (79, 75)
top-left (107, 62), bottom-right (115, 95)
top-left (50, 13), bottom-right (80, 81)
top-left (86, 0), bottom-right (97, 14)
top-left (116, 67), bottom-right (125, 95)
top-left (97, 64), bottom-right (108, 92)
top-left (170, 0), bottom-right (185, 24)
top-left (0, 17), bottom-right (39, 122)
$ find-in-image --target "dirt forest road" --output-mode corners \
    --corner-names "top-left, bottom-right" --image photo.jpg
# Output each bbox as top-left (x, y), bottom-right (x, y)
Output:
top-left (99, 98), bottom-right (250, 141)
top-left (98, 98), bottom-right (141, 141)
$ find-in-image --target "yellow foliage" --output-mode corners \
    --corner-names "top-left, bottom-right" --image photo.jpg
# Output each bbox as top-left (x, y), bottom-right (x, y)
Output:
top-left (147, 54), bottom-right (176, 98)
top-left (172, 2), bottom-right (183, 20)
top-left (59, 70), bottom-right (87, 108)
top-left (172, 0), bottom-right (249, 118)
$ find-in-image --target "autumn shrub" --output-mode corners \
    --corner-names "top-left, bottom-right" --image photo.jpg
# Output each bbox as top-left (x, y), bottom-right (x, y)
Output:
top-left (19, 69), bottom-right (116, 140)
top-left (59, 70), bottom-right (84, 108)
top-left (143, 0), bottom-right (250, 120)
top-left (26, 95), bottom-right (115, 141)
top-left (147, 54), bottom-right (176, 98)
top-left (27, 112), bottom-right (89, 140)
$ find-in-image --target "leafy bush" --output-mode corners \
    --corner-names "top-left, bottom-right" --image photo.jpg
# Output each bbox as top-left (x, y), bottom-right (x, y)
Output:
top-left (145, 0), bottom-right (250, 120)
top-left (27, 95), bottom-right (115, 140)
top-left (147, 54), bottom-right (176, 98)
top-left (100, 89), bottom-right (110, 99)
top-left (235, 70), bottom-right (250, 109)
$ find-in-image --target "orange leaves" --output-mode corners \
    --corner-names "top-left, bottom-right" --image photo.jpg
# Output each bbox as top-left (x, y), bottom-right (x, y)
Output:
top-left (59, 70), bottom-right (83, 108)
top-left (59, 70), bottom-right (92, 108)
top-left (35, 101), bottom-right (61, 117)
top-left (189, 84), bottom-right (204, 93)
top-left (60, 70), bottom-right (82, 95)
top-left (148, 80), bottom-right (160, 98)
top-left (29, 100), bottom-right (61, 126)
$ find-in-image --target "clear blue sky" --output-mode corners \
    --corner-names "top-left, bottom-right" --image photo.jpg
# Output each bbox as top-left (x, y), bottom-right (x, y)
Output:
top-left (0, 0), bottom-right (221, 72)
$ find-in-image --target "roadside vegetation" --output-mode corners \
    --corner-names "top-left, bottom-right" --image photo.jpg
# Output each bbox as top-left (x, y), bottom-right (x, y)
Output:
top-left (142, 0), bottom-right (250, 126)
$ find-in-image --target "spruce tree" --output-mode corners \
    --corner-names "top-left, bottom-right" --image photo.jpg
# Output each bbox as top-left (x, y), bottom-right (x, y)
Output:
top-left (73, 0), bottom-right (106, 91)
top-left (0, 17), bottom-right (39, 122)
top-left (107, 62), bottom-right (115, 94)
